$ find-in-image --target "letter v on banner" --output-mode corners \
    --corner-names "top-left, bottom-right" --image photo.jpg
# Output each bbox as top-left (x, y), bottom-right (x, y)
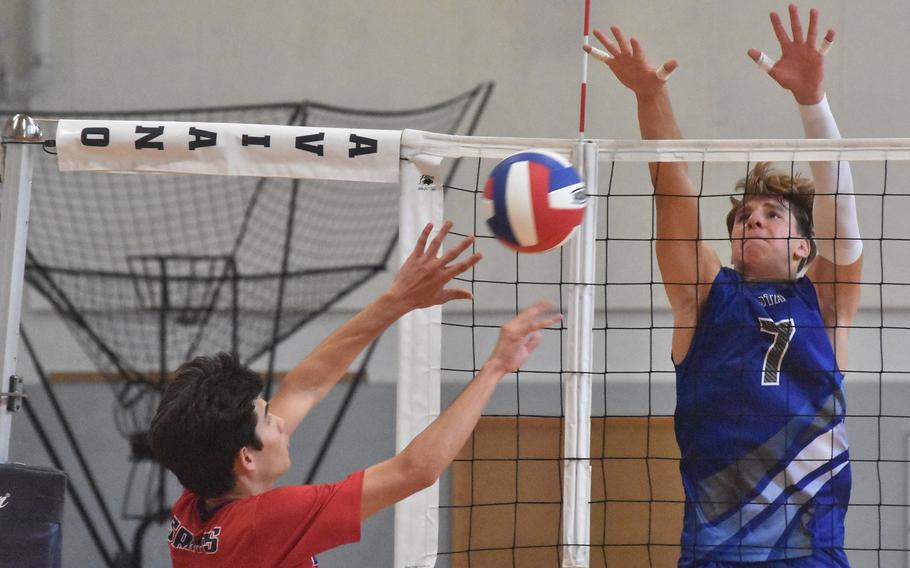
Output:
top-left (56, 120), bottom-right (402, 183)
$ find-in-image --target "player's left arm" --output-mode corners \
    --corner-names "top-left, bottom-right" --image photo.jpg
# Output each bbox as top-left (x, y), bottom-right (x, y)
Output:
top-left (268, 221), bottom-right (480, 435)
top-left (749, 4), bottom-right (863, 366)
top-left (360, 301), bottom-right (561, 520)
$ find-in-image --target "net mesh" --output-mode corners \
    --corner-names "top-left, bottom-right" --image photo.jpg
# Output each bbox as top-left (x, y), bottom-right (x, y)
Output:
top-left (0, 83), bottom-right (493, 527)
top-left (6, 106), bottom-right (910, 565)
top-left (429, 152), bottom-right (910, 567)
top-left (4, 84), bottom-right (489, 384)
top-left (19, 88), bottom-right (489, 378)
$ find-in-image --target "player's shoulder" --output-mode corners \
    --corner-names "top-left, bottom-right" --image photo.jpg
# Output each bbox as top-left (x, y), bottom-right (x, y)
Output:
top-left (260, 471), bottom-right (365, 504)
top-left (171, 488), bottom-right (198, 516)
top-left (701, 266), bottom-right (742, 304)
top-left (716, 266), bottom-right (741, 283)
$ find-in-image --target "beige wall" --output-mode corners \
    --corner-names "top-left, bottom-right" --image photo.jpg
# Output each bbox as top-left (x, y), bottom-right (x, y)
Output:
top-left (1, 1), bottom-right (906, 138)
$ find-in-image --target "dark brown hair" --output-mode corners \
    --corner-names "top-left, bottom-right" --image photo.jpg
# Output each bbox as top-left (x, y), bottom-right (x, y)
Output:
top-left (150, 352), bottom-right (263, 498)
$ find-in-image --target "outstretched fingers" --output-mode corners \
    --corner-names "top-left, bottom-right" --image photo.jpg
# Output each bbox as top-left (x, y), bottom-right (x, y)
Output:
top-left (523, 332), bottom-right (542, 354)
top-left (770, 10), bottom-right (790, 46)
top-left (591, 28), bottom-right (621, 59)
top-left (819, 28), bottom-right (835, 54)
top-left (746, 46), bottom-right (777, 73)
top-left (425, 220), bottom-right (453, 258)
top-left (441, 287), bottom-right (474, 302)
top-left (409, 223), bottom-right (434, 260)
top-left (445, 251), bottom-right (481, 277)
top-left (788, 3), bottom-right (804, 44)
top-left (805, 7), bottom-right (819, 47)
top-left (583, 44), bottom-right (610, 64)
top-left (611, 25), bottom-right (632, 56)
top-left (630, 36), bottom-right (645, 60)
top-left (521, 299), bottom-right (553, 318)
top-left (391, 220), bottom-right (485, 310)
top-left (628, 36), bottom-right (676, 80)
top-left (538, 312), bottom-right (565, 330)
top-left (656, 58), bottom-right (678, 80)
top-left (491, 301), bottom-right (563, 371)
top-left (750, 5), bottom-right (831, 104)
top-left (439, 233), bottom-right (476, 265)
top-left (519, 300), bottom-right (563, 330)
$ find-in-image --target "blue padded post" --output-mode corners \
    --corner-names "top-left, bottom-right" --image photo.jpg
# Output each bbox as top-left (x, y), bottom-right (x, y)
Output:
top-left (0, 463), bottom-right (67, 568)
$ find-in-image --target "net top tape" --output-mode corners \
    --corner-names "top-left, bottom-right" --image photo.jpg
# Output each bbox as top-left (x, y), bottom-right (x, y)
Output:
top-left (401, 130), bottom-right (910, 163)
top-left (6, 119), bottom-right (910, 182)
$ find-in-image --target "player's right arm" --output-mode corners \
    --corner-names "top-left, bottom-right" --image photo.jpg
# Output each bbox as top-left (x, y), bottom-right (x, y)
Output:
top-left (269, 221), bottom-right (480, 435)
top-left (587, 26), bottom-right (720, 362)
top-left (747, 5), bottom-right (863, 369)
top-left (359, 301), bottom-right (562, 520)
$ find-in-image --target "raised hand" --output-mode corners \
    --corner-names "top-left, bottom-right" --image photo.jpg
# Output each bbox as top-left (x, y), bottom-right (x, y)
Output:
top-left (487, 300), bottom-right (562, 373)
top-left (387, 221), bottom-right (481, 310)
top-left (747, 4), bottom-right (834, 105)
top-left (584, 25), bottom-right (678, 97)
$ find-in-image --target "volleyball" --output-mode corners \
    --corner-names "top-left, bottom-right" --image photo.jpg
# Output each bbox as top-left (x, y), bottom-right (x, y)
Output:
top-left (482, 150), bottom-right (587, 253)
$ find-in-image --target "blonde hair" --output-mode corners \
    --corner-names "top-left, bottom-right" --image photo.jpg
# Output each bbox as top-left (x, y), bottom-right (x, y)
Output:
top-left (725, 162), bottom-right (817, 271)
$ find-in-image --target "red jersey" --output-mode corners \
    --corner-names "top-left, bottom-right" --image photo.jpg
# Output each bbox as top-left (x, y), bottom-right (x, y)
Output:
top-left (167, 471), bottom-right (363, 567)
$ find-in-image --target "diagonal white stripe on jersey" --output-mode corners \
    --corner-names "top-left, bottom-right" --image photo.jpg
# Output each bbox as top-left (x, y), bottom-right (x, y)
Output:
top-left (707, 423), bottom-right (848, 541)
top-left (753, 423), bottom-right (848, 509)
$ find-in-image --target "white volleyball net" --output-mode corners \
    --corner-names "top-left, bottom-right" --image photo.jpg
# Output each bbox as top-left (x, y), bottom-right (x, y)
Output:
top-left (396, 134), bottom-right (910, 568)
top-left (4, 122), bottom-right (910, 567)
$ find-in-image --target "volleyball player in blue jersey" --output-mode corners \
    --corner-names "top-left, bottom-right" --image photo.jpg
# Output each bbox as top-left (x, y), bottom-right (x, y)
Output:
top-left (587, 5), bottom-right (862, 566)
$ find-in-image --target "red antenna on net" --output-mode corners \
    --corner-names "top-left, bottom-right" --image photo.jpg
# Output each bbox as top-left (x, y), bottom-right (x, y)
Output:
top-left (579, 0), bottom-right (592, 140)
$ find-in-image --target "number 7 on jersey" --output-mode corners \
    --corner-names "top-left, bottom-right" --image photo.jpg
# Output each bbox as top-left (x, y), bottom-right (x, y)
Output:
top-left (758, 318), bottom-right (795, 386)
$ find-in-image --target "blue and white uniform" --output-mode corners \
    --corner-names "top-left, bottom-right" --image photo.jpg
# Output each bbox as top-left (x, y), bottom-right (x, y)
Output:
top-left (675, 267), bottom-right (850, 566)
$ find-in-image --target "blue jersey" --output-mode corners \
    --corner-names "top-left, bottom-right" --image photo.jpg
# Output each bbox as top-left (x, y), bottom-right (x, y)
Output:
top-left (674, 267), bottom-right (850, 565)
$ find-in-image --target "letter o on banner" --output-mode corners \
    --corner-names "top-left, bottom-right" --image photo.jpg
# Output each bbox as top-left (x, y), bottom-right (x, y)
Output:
top-left (80, 127), bottom-right (110, 147)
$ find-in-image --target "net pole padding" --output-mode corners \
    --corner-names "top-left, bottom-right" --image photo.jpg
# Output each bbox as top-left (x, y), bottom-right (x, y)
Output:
top-left (394, 154), bottom-right (444, 568)
top-left (0, 115), bottom-right (41, 463)
top-left (562, 141), bottom-right (598, 568)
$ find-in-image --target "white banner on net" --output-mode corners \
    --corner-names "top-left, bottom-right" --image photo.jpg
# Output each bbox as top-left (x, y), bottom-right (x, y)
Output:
top-left (56, 120), bottom-right (402, 183)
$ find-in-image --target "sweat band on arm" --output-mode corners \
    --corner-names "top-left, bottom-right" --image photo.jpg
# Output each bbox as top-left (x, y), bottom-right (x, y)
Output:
top-left (799, 95), bottom-right (863, 265)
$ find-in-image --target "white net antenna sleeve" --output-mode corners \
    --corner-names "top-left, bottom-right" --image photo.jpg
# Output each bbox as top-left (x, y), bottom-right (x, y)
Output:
top-left (394, 156), bottom-right (444, 568)
top-left (562, 140), bottom-right (598, 568)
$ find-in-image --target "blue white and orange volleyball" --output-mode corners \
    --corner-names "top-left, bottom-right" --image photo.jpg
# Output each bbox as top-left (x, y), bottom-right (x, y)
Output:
top-left (482, 150), bottom-right (587, 253)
